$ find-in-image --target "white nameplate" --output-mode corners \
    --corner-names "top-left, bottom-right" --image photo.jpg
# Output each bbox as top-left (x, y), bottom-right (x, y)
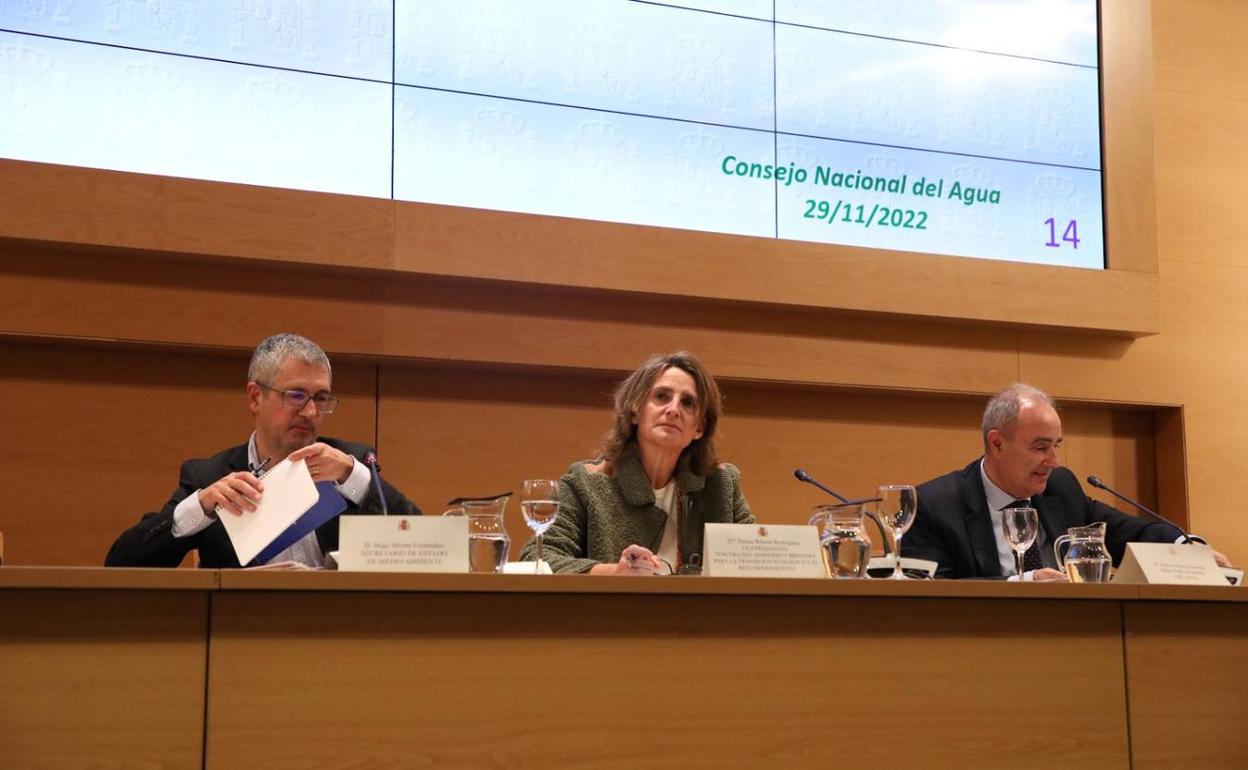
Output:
top-left (1113, 542), bottom-right (1227, 586)
top-left (502, 561), bottom-right (553, 575)
top-left (703, 523), bottom-right (825, 578)
top-left (337, 516), bottom-right (468, 573)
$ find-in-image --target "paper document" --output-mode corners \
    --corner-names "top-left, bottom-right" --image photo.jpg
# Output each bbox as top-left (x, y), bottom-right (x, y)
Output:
top-left (218, 458), bottom-right (319, 566)
top-left (243, 560), bottom-right (320, 571)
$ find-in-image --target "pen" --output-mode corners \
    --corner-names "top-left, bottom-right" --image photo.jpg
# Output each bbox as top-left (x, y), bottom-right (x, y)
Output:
top-left (213, 457), bottom-right (273, 518)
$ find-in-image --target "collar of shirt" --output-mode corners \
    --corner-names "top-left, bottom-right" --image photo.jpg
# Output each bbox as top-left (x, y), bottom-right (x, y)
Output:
top-left (246, 432), bottom-right (261, 471)
top-left (979, 458), bottom-right (1022, 512)
top-left (980, 458), bottom-right (1027, 576)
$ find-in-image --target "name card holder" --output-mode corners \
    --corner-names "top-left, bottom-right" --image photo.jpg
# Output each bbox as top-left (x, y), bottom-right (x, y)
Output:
top-left (703, 523), bottom-right (825, 578)
top-left (1113, 542), bottom-right (1228, 586)
top-left (337, 515), bottom-right (469, 573)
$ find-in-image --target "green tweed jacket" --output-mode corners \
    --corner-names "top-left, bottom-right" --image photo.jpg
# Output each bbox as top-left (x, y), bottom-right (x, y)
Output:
top-left (520, 445), bottom-right (754, 573)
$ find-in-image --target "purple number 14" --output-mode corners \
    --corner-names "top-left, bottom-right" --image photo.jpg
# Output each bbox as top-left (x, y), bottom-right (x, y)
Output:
top-left (1045, 218), bottom-right (1080, 249)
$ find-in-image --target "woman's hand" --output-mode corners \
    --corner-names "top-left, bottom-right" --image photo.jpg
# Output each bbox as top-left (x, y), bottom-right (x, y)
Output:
top-left (589, 544), bottom-right (662, 575)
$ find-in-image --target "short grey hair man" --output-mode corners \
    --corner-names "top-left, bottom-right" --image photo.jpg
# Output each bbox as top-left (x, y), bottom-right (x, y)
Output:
top-left (247, 333), bottom-right (331, 385)
top-left (981, 383), bottom-right (1056, 451)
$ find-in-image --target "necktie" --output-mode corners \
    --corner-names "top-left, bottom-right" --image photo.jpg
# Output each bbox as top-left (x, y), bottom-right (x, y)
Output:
top-left (1010, 499), bottom-right (1045, 574)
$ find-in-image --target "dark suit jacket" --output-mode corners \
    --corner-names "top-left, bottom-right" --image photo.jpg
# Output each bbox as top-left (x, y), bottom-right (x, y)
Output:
top-left (105, 437), bottom-right (420, 568)
top-left (901, 458), bottom-right (1182, 579)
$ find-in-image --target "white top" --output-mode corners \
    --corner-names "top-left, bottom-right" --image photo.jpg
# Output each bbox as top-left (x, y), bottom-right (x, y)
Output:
top-left (653, 481), bottom-right (678, 571)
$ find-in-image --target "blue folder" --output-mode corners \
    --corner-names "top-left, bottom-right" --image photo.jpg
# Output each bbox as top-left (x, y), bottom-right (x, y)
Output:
top-left (249, 481), bottom-right (347, 566)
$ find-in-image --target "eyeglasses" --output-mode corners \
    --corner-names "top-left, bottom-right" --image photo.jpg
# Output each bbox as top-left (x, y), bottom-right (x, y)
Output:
top-left (256, 382), bottom-right (340, 414)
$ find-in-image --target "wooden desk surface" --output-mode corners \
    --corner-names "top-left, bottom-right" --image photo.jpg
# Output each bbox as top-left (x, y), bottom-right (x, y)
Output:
top-left (0, 565), bottom-right (218, 589)
top-left (4, 566), bottom-right (1241, 602)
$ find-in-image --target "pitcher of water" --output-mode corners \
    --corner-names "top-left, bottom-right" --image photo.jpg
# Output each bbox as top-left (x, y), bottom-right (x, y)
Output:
top-left (1053, 521), bottom-right (1111, 583)
top-left (809, 502), bottom-right (872, 578)
top-left (443, 496), bottom-right (511, 573)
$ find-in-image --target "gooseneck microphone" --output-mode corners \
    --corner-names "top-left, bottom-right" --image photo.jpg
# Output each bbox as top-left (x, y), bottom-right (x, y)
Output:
top-left (1086, 475), bottom-right (1193, 543)
top-left (364, 452), bottom-right (389, 516)
top-left (793, 468), bottom-right (851, 503)
top-left (793, 468), bottom-right (891, 554)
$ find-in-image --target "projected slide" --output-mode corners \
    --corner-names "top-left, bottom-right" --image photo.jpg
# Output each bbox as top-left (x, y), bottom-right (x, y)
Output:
top-left (0, 1), bottom-right (1103, 269)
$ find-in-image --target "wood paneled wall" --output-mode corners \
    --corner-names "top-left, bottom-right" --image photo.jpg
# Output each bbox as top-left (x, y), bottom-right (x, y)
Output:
top-left (0, 0), bottom-right (1244, 566)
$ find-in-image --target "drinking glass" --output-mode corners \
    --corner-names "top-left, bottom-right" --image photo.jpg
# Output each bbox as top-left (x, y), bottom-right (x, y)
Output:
top-left (1002, 506), bottom-right (1040, 579)
top-left (877, 485), bottom-right (918, 579)
top-left (521, 479), bottom-right (560, 574)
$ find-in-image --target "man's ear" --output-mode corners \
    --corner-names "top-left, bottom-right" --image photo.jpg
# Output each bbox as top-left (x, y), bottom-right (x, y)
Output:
top-left (245, 381), bottom-right (263, 415)
top-left (986, 429), bottom-right (1005, 455)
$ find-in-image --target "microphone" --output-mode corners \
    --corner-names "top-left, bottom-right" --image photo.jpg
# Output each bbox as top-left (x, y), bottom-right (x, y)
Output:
top-left (1086, 475), bottom-right (1193, 543)
top-left (793, 468), bottom-right (891, 554)
top-left (364, 452), bottom-right (389, 516)
top-left (793, 468), bottom-right (851, 503)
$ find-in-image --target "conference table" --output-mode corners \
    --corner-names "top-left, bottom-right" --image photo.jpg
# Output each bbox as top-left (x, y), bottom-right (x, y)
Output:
top-left (1, 568), bottom-right (1244, 769)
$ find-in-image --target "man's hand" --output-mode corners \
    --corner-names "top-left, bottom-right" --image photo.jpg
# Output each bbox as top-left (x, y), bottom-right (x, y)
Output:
top-left (288, 442), bottom-right (355, 484)
top-left (1030, 567), bottom-right (1069, 582)
top-left (198, 471), bottom-right (263, 517)
top-left (1211, 548), bottom-right (1232, 568)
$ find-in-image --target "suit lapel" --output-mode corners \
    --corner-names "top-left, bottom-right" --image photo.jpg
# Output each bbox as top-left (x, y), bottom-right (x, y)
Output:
top-left (226, 444), bottom-right (251, 474)
top-left (1032, 494), bottom-right (1066, 554)
top-left (960, 463), bottom-right (1002, 578)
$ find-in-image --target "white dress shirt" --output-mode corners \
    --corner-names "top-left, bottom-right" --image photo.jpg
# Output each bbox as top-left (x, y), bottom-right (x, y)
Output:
top-left (978, 459), bottom-right (1048, 581)
top-left (170, 433), bottom-right (372, 567)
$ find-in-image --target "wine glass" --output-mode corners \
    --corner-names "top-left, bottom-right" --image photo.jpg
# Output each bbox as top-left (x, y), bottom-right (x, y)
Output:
top-left (877, 485), bottom-right (918, 579)
top-left (520, 479), bottom-right (560, 574)
top-left (1002, 506), bottom-right (1039, 579)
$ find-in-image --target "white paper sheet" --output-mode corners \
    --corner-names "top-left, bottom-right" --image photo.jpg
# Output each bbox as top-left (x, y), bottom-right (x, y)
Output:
top-left (218, 458), bottom-right (319, 566)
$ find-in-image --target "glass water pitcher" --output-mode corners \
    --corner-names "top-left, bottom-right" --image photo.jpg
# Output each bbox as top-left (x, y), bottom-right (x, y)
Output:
top-left (1053, 521), bottom-right (1112, 583)
top-left (809, 502), bottom-right (872, 578)
top-left (443, 496), bottom-right (511, 573)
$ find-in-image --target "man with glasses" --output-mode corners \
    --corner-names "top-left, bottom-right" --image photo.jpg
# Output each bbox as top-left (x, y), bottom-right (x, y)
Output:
top-left (106, 333), bottom-right (419, 568)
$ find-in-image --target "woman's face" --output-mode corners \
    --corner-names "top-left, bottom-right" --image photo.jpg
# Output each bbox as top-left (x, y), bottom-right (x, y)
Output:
top-left (633, 367), bottom-right (704, 455)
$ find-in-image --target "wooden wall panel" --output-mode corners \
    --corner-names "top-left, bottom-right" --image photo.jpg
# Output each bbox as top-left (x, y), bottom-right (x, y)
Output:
top-left (377, 273), bottom-right (1024, 394)
top-left (376, 364), bottom-right (617, 525)
top-left (1125, 602), bottom-right (1248, 769)
top-left (390, 200), bottom-right (1159, 334)
top-left (0, 240), bottom-right (1023, 394)
top-left (1102, 0), bottom-right (1159, 274)
top-left (0, 159), bottom-right (395, 268)
top-left (1061, 407), bottom-right (1158, 510)
top-left (0, 341), bottom-right (377, 566)
top-left (1180, 432), bottom-right (1248, 555)
top-left (1153, 0), bottom-right (1248, 101)
top-left (0, 244), bottom-right (389, 355)
top-left (0, 589), bottom-right (209, 770)
top-left (1152, 90), bottom-right (1248, 269)
top-left (207, 591), bottom-right (1131, 769)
